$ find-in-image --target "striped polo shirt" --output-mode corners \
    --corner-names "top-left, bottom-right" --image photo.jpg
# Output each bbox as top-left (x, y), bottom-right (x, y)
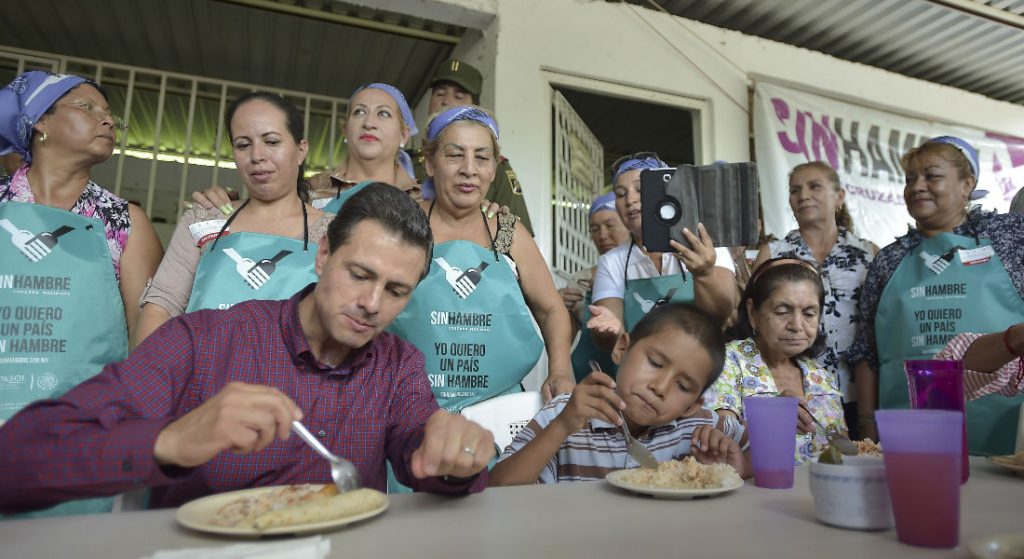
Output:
top-left (498, 394), bottom-right (748, 483)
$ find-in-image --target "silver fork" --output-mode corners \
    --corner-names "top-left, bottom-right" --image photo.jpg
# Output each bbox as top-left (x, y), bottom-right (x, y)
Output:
top-left (0, 219), bottom-right (49, 262)
top-left (291, 420), bottom-right (360, 493)
top-left (589, 360), bottom-right (659, 469)
top-left (223, 248), bottom-right (262, 290)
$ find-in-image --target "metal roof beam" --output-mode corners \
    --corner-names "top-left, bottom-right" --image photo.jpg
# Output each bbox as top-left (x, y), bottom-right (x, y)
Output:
top-left (212, 0), bottom-right (461, 44)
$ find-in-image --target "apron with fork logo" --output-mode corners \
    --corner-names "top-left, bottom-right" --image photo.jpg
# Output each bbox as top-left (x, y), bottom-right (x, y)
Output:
top-left (186, 200), bottom-right (317, 312)
top-left (875, 231), bottom-right (1024, 455)
top-left (0, 199), bottom-right (125, 517)
top-left (622, 242), bottom-right (695, 332)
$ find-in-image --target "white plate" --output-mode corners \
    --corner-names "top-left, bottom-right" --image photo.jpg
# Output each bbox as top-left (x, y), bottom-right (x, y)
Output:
top-left (605, 469), bottom-right (744, 499)
top-left (176, 485), bottom-right (389, 537)
top-left (987, 455), bottom-right (1024, 477)
top-left (967, 533), bottom-right (1024, 559)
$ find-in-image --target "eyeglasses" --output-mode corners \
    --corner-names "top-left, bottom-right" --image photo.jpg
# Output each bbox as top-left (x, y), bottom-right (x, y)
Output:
top-left (57, 101), bottom-right (128, 131)
top-left (610, 151), bottom-right (662, 176)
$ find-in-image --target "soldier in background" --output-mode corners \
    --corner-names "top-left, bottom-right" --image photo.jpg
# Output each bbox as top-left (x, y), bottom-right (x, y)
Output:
top-left (408, 59), bottom-right (535, 235)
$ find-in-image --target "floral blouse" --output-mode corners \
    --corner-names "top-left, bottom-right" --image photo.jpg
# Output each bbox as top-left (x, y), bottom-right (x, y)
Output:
top-left (768, 228), bottom-right (874, 402)
top-left (0, 165), bottom-right (131, 279)
top-left (703, 338), bottom-right (847, 464)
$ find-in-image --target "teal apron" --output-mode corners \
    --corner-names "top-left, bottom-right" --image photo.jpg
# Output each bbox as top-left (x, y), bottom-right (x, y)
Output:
top-left (317, 180), bottom-right (372, 215)
top-left (388, 206), bottom-right (543, 412)
top-left (622, 241), bottom-right (695, 332)
top-left (876, 231), bottom-right (1024, 455)
top-left (185, 199), bottom-right (317, 312)
top-left (570, 291), bottom-right (617, 382)
top-left (0, 194), bottom-right (125, 517)
top-left (386, 206), bottom-right (543, 492)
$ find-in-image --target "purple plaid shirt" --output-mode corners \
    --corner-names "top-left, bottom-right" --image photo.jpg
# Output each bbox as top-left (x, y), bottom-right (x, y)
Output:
top-left (0, 285), bottom-right (486, 513)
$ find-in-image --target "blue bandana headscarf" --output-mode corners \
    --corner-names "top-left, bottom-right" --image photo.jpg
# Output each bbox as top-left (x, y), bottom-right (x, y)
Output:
top-left (421, 106), bottom-right (501, 200)
top-left (612, 155), bottom-right (668, 182)
top-left (928, 135), bottom-right (986, 200)
top-left (350, 83), bottom-right (419, 180)
top-left (589, 192), bottom-right (616, 217)
top-left (0, 71), bottom-right (89, 162)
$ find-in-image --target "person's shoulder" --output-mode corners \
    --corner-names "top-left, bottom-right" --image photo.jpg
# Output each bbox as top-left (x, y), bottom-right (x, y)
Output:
top-left (979, 210), bottom-right (1024, 230)
top-left (86, 180), bottom-right (128, 207)
top-left (602, 243), bottom-right (632, 261)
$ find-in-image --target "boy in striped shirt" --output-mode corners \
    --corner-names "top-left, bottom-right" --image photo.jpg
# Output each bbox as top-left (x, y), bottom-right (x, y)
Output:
top-left (491, 303), bottom-right (751, 485)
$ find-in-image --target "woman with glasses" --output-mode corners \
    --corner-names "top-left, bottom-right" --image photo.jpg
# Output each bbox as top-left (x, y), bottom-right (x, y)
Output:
top-left (0, 71), bottom-right (163, 516)
top-left (588, 153), bottom-right (737, 348)
top-left (134, 92), bottom-right (331, 347)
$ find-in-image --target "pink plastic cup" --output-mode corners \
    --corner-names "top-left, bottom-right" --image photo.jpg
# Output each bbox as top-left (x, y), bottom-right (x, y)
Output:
top-left (745, 396), bottom-right (797, 489)
top-left (904, 359), bottom-right (969, 483)
top-left (876, 409), bottom-right (962, 548)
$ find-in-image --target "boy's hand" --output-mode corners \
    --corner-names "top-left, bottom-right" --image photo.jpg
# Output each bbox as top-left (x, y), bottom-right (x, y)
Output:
top-left (691, 424), bottom-right (749, 478)
top-left (552, 371), bottom-right (626, 434)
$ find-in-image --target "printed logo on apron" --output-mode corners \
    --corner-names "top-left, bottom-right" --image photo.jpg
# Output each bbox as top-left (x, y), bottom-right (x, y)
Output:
top-left (0, 219), bottom-right (75, 262)
top-left (434, 256), bottom-right (488, 299)
top-left (622, 241), bottom-right (694, 332)
top-left (222, 248), bottom-right (293, 290)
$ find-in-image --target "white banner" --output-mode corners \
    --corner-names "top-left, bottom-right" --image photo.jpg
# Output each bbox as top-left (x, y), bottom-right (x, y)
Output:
top-left (753, 82), bottom-right (1024, 247)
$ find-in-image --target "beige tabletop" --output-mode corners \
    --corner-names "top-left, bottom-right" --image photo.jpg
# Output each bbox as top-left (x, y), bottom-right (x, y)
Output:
top-left (1, 458), bottom-right (1021, 559)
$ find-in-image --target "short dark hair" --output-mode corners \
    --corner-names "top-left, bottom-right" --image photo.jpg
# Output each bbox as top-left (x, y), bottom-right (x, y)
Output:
top-left (629, 302), bottom-right (726, 392)
top-left (325, 182), bottom-right (433, 279)
top-left (731, 258), bottom-right (826, 359)
top-left (225, 91), bottom-right (309, 203)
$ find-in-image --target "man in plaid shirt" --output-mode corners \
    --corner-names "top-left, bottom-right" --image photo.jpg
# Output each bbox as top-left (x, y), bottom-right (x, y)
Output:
top-left (0, 183), bottom-right (494, 514)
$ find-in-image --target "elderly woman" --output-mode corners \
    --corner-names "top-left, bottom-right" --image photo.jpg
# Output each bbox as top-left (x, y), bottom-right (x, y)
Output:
top-left (388, 105), bottom-right (575, 411)
top-left (559, 192), bottom-right (631, 381)
top-left (753, 161), bottom-right (877, 437)
top-left (0, 71), bottom-right (163, 515)
top-left (134, 92), bottom-right (331, 346)
top-left (704, 259), bottom-right (846, 464)
top-left (588, 153), bottom-right (736, 347)
top-left (848, 136), bottom-right (1024, 454)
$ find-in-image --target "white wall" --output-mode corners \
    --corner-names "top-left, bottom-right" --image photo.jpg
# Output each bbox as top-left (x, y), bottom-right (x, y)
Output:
top-left (449, 0), bottom-right (1024, 261)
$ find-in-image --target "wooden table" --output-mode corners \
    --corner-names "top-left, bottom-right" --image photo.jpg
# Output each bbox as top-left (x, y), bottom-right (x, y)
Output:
top-left (1, 458), bottom-right (1020, 559)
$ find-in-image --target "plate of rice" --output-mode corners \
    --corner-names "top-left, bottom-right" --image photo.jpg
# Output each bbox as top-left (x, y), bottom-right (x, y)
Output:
top-left (605, 457), bottom-right (743, 499)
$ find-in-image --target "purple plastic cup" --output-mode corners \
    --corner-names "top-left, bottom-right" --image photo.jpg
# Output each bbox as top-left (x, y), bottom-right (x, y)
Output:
top-left (904, 359), bottom-right (969, 483)
top-left (876, 409), bottom-right (962, 548)
top-left (745, 396), bottom-right (798, 488)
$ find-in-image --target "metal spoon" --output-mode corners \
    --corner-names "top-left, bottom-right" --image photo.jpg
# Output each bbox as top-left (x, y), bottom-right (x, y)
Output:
top-left (589, 360), bottom-right (659, 469)
top-left (800, 404), bottom-right (859, 456)
top-left (291, 420), bottom-right (361, 492)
